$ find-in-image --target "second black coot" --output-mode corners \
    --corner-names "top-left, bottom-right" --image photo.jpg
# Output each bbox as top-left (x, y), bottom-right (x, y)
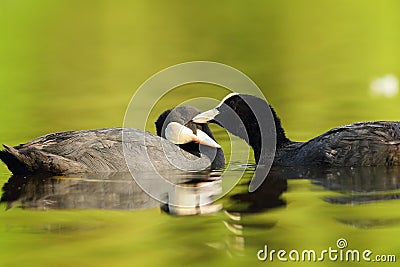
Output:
top-left (193, 93), bottom-right (400, 166)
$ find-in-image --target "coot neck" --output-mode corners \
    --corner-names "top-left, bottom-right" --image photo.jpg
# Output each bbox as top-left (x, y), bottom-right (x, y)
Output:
top-left (246, 106), bottom-right (291, 164)
top-left (270, 107), bottom-right (291, 148)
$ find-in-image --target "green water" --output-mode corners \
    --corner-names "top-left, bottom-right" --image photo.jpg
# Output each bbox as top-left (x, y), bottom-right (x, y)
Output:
top-left (1, 0), bottom-right (400, 266)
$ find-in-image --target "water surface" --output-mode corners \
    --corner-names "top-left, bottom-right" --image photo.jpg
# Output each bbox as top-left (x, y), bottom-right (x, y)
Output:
top-left (1, 1), bottom-right (400, 266)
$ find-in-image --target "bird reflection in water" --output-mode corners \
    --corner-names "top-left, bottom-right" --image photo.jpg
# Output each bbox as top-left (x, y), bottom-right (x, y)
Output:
top-left (270, 166), bottom-right (400, 203)
top-left (8, 166), bottom-right (397, 212)
top-left (310, 166), bottom-right (400, 229)
top-left (160, 172), bottom-right (223, 216)
top-left (0, 170), bottom-right (225, 212)
top-left (1, 172), bottom-right (158, 210)
top-left (2, 165), bottom-right (399, 253)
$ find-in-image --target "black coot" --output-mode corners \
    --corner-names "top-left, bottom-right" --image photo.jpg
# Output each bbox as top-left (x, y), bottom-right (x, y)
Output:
top-left (193, 93), bottom-right (400, 166)
top-left (0, 106), bottom-right (225, 175)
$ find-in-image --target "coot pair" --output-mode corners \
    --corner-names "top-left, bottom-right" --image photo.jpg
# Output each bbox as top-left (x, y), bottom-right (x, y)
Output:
top-left (1, 93), bottom-right (400, 176)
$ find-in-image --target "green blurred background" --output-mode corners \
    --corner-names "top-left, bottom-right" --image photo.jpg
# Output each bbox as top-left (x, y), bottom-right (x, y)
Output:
top-left (1, 0), bottom-right (399, 143)
top-left (1, 1), bottom-right (399, 266)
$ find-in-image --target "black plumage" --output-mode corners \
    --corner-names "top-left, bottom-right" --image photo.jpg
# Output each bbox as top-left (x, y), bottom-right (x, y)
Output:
top-left (195, 94), bottom-right (400, 166)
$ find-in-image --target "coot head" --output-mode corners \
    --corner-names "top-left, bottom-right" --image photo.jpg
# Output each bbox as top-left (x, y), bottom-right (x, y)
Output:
top-left (155, 106), bottom-right (224, 168)
top-left (192, 93), bottom-right (290, 162)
